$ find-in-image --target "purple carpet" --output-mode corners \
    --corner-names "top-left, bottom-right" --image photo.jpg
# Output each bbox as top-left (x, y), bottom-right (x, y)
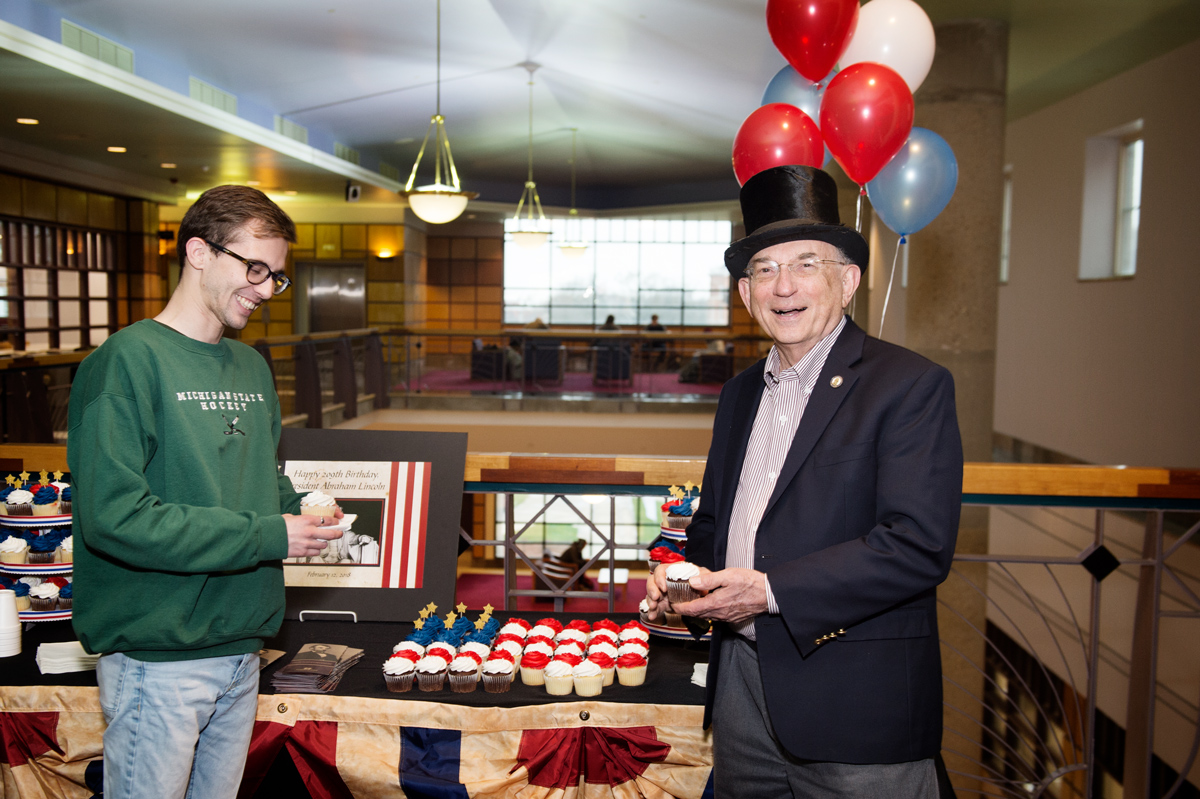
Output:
top-left (404, 369), bottom-right (723, 396)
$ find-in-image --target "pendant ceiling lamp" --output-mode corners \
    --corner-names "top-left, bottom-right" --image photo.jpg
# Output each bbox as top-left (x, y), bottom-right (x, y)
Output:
top-left (402, 0), bottom-right (476, 224)
top-left (510, 63), bottom-right (550, 249)
top-left (559, 127), bottom-right (588, 259)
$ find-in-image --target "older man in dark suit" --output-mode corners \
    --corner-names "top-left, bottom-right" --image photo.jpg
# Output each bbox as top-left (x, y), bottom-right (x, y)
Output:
top-left (647, 165), bottom-right (963, 798)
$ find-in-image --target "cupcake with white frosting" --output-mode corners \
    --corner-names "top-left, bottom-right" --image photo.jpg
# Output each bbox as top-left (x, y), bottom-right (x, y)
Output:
top-left (0, 536), bottom-right (29, 564)
top-left (383, 656), bottom-right (416, 692)
top-left (572, 660), bottom-right (604, 697)
top-left (664, 561), bottom-right (704, 604)
top-left (543, 659), bottom-right (574, 696)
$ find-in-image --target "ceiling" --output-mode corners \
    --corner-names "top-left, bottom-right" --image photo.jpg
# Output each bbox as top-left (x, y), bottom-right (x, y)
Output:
top-left (1, 0), bottom-right (1197, 211)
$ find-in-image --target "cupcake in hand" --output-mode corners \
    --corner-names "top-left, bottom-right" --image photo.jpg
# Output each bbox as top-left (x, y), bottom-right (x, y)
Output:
top-left (664, 562), bottom-right (705, 605)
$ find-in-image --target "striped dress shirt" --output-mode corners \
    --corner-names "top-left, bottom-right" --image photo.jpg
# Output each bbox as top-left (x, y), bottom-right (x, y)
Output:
top-left (725, 315), bottom-right (846, 640)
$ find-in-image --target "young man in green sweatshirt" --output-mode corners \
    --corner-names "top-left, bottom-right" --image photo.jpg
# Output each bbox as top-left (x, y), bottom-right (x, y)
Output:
top-left (68, 185), bottom-right (342, 799)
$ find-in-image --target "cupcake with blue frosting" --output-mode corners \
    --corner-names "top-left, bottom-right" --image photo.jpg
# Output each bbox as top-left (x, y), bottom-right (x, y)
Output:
top-left (32, 485), bottom-right (60, 516)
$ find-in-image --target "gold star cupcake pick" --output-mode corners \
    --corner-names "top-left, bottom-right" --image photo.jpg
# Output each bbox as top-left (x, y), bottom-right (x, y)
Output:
top-left (444, 611), bottom-right (458, 627)
top-left (18, 471), bottom-right (30, 484)
top-left (474, 618), bottom-right (486, 631)
top-left (425, 602), bottom-right (438, 614)
top-left (482, 603), bottom-right (494, 617)
top-left (413, 618), bottom-right (425, 630)
top-left (684, 480), bottom-right (694, 495)
top-left (455, 602), bottom-right (468, 615)
top-left (53, 471), bottom-right (64, 482)
top-left (4, 476), bottom-right (13, 487)
top-left (418, 608), bottom-right (431, 620)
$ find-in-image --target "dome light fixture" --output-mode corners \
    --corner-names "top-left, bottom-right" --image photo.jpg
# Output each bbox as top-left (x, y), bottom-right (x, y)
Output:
top-left (559, 128), bottom-right (588, 259)
top-left (402, 0), bottom-right (476, 225)
top-left (510, 63), bottom-right (550, 249)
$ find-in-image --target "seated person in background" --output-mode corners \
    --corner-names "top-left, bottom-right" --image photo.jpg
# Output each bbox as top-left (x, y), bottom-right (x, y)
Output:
top-left (504, 337), bottom-right (524, 378)
top-left (644, 314), bottom-right (668, 370)
top-left (598, 314), bottom-right (620, 331)
top-left (558, 538), bottom-right (595, 590)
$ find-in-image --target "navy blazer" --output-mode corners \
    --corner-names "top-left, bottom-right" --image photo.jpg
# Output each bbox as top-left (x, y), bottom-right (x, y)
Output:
top-left (689, 318), bottom-right (963, 764)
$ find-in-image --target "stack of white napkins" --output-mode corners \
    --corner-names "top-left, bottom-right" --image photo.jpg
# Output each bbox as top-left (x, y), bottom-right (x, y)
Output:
top-left (36, 641), bottom-right (99, 674)
top-left (691, 662), bottom-right (708, 688)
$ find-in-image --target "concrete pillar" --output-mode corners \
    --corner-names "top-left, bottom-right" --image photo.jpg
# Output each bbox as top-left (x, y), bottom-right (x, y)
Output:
top-left (907, 19), bottom-right (1008, 796)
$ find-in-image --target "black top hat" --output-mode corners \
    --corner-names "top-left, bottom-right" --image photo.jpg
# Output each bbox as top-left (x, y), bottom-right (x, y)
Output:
top-left (724, 165), bottom-right (869, 278)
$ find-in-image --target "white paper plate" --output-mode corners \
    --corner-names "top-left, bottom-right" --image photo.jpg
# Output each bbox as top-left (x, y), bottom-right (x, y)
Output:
top-left (316, 513), bottom-right (357, 534)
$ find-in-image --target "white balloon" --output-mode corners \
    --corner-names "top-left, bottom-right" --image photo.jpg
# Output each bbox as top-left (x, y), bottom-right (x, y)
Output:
top-left (839, 0), bottom-right (936, 94)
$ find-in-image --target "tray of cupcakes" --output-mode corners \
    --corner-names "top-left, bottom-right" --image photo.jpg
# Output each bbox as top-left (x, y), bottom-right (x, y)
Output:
top-left (0, 470), bottom-right (74, 621)
top-left (379, 603), bottom-right (651, 696)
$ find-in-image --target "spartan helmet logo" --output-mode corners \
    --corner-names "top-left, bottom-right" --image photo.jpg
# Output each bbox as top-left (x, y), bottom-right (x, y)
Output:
top-left (221, 414), bottom-right (246, 436)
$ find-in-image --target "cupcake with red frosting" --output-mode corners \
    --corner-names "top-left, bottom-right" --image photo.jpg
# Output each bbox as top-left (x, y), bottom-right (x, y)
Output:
top-left (587, 651), bottom-right (616, 686)
top-left (617, 651), bottom-right (648, 686)
top-left (649, 546), bottom-right (685, 573)
top-left (551, 651), bottom-right (583, 668)
top-left (520, 650), bottom-right (551, 686)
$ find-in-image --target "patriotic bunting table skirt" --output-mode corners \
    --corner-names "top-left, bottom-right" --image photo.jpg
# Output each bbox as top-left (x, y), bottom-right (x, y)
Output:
top-left (0, 688), bottom-right (713, 798)
top-left (1, 616), bottom-right (714, 798)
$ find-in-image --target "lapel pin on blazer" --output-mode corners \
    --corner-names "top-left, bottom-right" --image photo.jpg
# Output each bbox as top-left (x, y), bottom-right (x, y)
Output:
top-left (830, 375), bottom-right (844, 388)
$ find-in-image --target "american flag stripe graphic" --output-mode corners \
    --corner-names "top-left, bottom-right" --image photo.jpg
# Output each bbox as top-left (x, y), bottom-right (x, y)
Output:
top-left (384, 461), bottom-right (431, 589)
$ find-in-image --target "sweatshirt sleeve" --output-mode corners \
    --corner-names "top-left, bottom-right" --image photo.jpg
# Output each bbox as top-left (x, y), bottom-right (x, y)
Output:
top-left (69, 389), bottom-right (288, 574)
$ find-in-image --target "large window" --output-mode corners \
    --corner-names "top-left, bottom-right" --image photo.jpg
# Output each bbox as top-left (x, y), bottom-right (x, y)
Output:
top-left (503, 217), bottom-right (732, 327)
top-left (1113, 136), bottom-right (1143, 278)
top-left (1078, 120), bottom-right (1143, 280)
top-left (0, 219), bottom-right (115, 352)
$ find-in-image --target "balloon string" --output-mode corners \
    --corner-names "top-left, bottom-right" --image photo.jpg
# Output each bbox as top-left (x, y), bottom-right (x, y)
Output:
top-left (855, 187), bottom-right (865, 232)
top-left (878, 235), bottom-right (906, 339)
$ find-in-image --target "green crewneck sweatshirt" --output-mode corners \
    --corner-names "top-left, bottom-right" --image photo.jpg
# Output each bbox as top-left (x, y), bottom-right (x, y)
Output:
top-left (68, 319), bottom-right (303, 661)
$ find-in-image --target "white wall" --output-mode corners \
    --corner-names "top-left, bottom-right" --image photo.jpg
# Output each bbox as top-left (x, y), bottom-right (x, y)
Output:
top-left (997, 39), bottom-right (1200, 469)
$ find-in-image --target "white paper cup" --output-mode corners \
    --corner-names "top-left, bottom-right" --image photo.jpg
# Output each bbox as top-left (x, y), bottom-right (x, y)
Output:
top-left (0, 589), bottom-right (19, 630)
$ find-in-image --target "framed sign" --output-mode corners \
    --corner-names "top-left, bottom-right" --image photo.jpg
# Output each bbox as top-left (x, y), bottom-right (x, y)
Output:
top-left (278, 428), bottom-right (467, 622)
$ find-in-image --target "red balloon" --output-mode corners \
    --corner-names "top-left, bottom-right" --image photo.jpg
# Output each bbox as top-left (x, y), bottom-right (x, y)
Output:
top-left (767, 0), bottom-right (860, 83)
top-left (732, 103), bottom-right (824, 186)
top-left (819, 62), bottom-right (914, 185)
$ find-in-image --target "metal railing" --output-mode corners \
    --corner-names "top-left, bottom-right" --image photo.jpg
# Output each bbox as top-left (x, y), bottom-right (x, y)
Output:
top-left (456, 462), bottom-right (1200, 799)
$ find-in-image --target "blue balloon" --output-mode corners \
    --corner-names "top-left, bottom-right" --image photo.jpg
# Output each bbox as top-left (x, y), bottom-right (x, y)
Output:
top-left (866, 127), bottom-right (958, 236)
top-left (761, 65), bottom-right (837, 167)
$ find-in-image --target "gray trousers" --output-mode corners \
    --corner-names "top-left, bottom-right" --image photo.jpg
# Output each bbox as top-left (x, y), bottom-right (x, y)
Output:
top-left (712, 635), bottom-right (937, 799)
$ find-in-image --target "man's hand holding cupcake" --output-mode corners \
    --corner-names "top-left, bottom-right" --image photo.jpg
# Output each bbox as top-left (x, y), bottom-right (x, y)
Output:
top-left (284, 499), bottom-right (345, 559)
top-left (670, 566), bottom-right (768, 625)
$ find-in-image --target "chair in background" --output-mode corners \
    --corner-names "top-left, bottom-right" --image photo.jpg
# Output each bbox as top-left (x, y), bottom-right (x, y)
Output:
top-left (593, 341), bottom-right (632, 385)
top-left (523, 338), bottom-right (564, 385)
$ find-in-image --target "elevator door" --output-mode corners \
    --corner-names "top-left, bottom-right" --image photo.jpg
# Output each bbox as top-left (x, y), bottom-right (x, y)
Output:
top-left (306, 263), bottom-right (365, 333)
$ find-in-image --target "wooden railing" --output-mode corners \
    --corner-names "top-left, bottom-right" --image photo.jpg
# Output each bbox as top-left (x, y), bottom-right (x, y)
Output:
top-left (3, 445), bottom-right (1198, 502)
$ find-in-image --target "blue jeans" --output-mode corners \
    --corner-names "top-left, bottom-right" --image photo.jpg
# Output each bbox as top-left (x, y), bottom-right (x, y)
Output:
top-left (97, 651), bottom-right (260, 799)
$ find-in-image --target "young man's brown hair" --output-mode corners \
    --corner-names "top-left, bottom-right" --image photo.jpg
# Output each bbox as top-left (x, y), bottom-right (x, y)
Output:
top-left (176, 185), bottom-right (297, 270)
